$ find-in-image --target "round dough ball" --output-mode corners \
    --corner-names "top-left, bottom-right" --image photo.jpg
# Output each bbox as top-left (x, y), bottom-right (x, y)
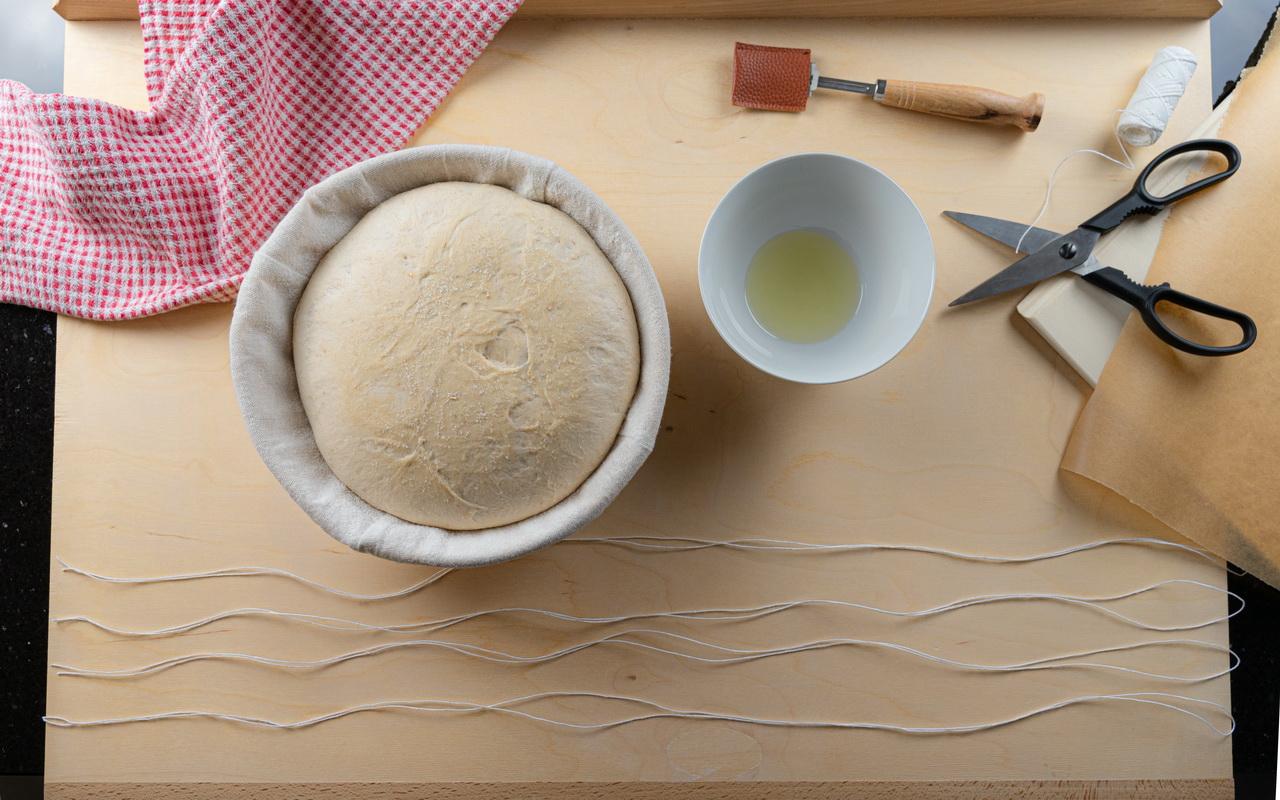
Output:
top-left (293, 182), bottom-right (640, 530)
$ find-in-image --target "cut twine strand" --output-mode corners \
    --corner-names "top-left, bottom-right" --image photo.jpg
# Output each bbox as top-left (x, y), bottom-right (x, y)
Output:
top-left (55, 534), bottom-right (1240, 604)
top-left (570, 535), bottom-right (1236, 570)
top-left (52, 577), bottom-right (1242, 638)
top-left (1014, 46), bottom-right (1197, 253)
top-left (43, 690), bottom-right (1235, 736)
top-left (55, 557), bottom-right (452, 601)
top-left (50, 630), bottom-right (1238, 683)
top-left (1013, 117), bottom-right (1134, 254)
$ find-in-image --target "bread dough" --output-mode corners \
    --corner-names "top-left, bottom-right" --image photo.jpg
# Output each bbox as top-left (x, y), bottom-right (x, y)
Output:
top-left (293, 182), bottom-right (640, 530)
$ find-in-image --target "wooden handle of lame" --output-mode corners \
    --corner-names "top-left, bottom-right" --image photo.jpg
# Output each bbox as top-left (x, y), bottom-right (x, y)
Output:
top-left (877, 80), bottom-right (1044, 131)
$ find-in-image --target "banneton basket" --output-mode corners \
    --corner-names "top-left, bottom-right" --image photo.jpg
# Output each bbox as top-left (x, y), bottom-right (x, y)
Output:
top-left (229, 145), bottom-right (671, 568)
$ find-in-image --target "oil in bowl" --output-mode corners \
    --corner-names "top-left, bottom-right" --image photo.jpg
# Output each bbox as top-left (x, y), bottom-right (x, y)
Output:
top-left (745, 229), bottom-right (861, 343)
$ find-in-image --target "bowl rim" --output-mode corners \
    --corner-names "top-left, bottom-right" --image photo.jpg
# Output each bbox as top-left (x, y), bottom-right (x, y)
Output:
top-left (229, 145), bottom-right (670, 567)
top-left (697, 151), bottom-right (935, 385)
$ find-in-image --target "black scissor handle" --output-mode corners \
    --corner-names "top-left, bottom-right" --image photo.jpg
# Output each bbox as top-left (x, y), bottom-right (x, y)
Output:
top-left (1082, 267), bottom-right (1256, 357)
top-left (1081, 139), bottom-right (1241, 234)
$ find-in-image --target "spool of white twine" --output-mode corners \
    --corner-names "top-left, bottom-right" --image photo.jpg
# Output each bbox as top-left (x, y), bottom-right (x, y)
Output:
top-left (1117, 45), bottom-right (1198, 147)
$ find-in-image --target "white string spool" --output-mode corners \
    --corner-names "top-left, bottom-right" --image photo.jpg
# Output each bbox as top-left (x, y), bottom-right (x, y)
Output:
top-left (1117, 46), bottom-right (1198, 147)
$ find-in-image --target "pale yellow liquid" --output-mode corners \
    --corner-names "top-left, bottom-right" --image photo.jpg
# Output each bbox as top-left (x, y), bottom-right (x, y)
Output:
top-left (746, 229), bottom-right (861, 343)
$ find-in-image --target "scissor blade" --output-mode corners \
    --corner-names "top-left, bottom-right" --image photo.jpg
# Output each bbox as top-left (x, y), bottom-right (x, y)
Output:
top-left (948, 227), bottom-right (1101, 307)
top-left (942, 211), bottom-right (1061, 254)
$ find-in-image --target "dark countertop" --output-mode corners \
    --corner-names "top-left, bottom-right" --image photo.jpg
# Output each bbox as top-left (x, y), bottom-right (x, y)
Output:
top-left (0, 306), bottom-right (54, 779)
top-left (2, 4), bottom-right (1277, 798)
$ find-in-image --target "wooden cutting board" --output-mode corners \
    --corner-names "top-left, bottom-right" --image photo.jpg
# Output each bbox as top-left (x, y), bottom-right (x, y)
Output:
top-left (45, 10), bottom-right (1233, 799)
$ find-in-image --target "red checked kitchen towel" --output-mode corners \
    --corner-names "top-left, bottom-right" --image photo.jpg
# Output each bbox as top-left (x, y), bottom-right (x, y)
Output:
top-left (0, 0), bottom-right (520, 320)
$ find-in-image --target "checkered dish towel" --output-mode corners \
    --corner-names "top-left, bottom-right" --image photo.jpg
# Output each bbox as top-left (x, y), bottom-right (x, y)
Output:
top-left (0, 0), bottom-right (520, 320)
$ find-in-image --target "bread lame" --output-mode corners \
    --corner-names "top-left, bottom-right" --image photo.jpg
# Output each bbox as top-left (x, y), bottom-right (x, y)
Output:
top-left (732, 42), bottom-right (1044, 132)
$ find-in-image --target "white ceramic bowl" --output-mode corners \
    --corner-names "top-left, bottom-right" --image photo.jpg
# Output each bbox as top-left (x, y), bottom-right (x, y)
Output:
top-left (699, 153), bottom-right (934, 384)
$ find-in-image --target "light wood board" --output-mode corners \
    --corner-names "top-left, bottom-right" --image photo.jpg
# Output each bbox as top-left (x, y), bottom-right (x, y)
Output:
top-left (47, 15), bottom-right (1231, 797)
top-left (42, 779), bottom-right (1237, 799)
top-left (51, 0), bottom-right (1225, 22)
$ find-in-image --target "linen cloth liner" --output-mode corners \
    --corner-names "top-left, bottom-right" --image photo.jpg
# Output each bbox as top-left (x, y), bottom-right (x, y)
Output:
top-left (0, 0), bottom-right (519, 320)
top-left (230, 145), bottom-right (671, 567)
top-left (1063, 42), bottom-right (1280, 589)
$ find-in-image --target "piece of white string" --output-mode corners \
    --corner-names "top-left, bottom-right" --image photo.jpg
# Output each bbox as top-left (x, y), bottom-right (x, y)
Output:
top-left (55, 557), bottom-right (453, 601)
top-left (52, 577), bottom-right (1242, 638)
top-left (569, 535), bottom-right (1241, 573)
top-left (51, 629), bottom-right (1237, 684)
top-left (1013, 125), bottom-right (1133, 254)
top-left (55, 536), bottom-right (1237, 603)
top-left (42, 690), bottom-right (1235, 736)
top-left (1012, 45), bottom-right (1197, 254)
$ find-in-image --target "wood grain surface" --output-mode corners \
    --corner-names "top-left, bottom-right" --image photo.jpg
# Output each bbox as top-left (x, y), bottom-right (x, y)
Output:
top-left (47, 14), bottom-right (1230, 796)
top-left (43, 779), bottom-right (1236, 799)
top-left (50, 0), bottom-right (1225, 21)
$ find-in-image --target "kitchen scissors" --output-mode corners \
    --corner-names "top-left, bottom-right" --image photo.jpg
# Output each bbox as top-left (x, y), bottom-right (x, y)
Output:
top-left (946, 139), bottom-right (1256, 357)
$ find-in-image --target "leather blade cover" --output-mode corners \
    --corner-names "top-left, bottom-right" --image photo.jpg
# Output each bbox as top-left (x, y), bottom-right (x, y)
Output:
top-left (732, 42), bottom-right (812, 112)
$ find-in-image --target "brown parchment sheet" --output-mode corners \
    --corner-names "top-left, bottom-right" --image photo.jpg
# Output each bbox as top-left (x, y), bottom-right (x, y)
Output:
top-left (1063, 41), bottom-right (1280, 588)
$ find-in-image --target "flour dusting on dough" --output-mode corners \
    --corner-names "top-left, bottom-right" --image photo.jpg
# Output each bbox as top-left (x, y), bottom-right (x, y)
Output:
top-left (293, 182), bottom-right (640, 530)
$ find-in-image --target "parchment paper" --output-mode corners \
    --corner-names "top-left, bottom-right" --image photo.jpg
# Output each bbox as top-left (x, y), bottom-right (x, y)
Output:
top-left (1063, 41), bottom-right (1280, 588)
